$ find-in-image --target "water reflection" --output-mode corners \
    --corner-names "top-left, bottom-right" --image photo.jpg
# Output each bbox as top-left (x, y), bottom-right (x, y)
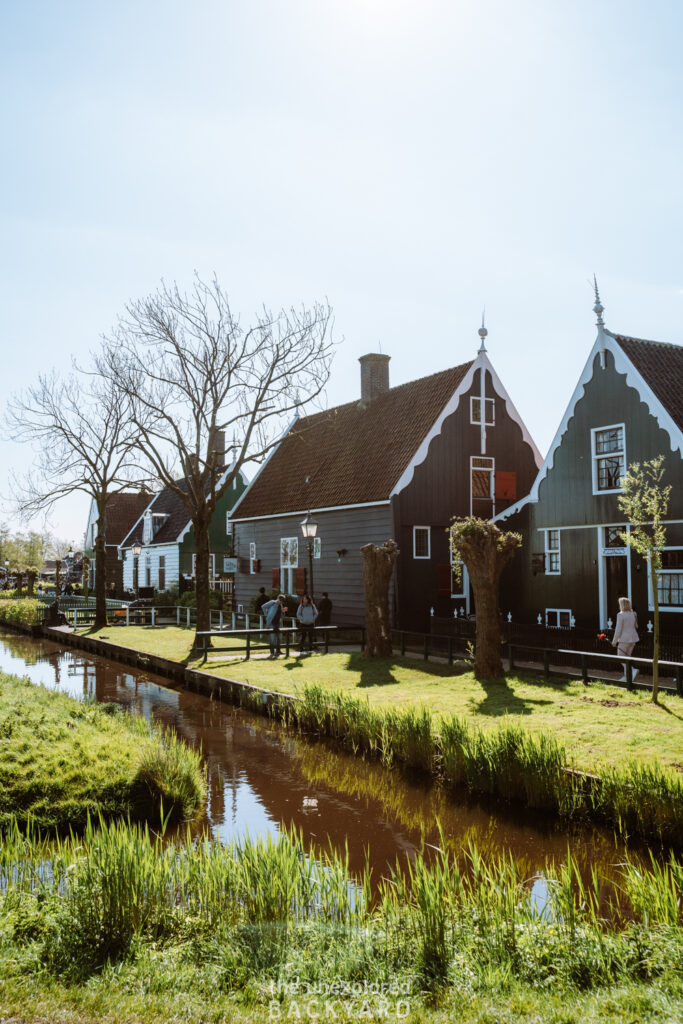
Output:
top-left (0, 628), bottom-right (647, 896)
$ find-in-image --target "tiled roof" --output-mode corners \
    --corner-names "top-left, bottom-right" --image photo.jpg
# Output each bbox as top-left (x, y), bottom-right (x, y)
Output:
top-left (233, 362), bottom-right (474, 518)
top-left (614, 334), bottom-right (683, 432)
top-left (120, 482), bottom-right (192, 549)
top-left (105, 492), bottom-right (155, 546)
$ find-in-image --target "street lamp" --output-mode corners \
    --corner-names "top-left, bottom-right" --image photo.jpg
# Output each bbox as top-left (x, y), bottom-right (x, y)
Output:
top-left (300, 512), bottom-right (318, 601)
top-left (131, 544), bottom-right (142, 596)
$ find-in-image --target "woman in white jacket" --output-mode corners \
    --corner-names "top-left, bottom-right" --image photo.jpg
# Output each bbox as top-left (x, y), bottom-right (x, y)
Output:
top-left (612, 596), bottom-right (639, 682)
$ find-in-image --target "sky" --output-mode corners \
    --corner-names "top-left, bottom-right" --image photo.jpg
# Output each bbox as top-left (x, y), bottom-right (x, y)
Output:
top-left (1, 0), bottom-right (682, 542)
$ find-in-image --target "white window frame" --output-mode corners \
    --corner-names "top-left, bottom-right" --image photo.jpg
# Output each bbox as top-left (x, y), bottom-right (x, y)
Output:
top-left (226, 514), bottom-right (233, 536)
top-left (412, 525), bottom-right (431, 559)
top-left (470, 455), bottom-right (495, 517)
top-left (591, 423), bottom-right (626, 495)
top-left (544, 529), bottom-right (561, 575)
top-left (313, 537), bottom-right (321, 559)
top-left (545, 608), bottom-right (572, 629)
top-left (648, 547), bottom-right (683, 613)
top-left (191, 553), bottom-right (215, 578)
top-left (249, 541), bottom-right (256, 574)
top-left (470, 395), bottom-right (495, 426)
top-left (280, 537), bottom-right (299, 569)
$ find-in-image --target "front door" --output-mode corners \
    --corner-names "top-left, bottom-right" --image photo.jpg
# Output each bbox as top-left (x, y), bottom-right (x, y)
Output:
top-left (605, 555), bottom-right (628, 626)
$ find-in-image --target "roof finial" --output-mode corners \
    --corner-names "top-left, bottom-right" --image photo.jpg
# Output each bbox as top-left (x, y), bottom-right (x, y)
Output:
top-left (593, 274), bottom-right (605, 327)
top-left (478, 308), bottom-right (488, 352)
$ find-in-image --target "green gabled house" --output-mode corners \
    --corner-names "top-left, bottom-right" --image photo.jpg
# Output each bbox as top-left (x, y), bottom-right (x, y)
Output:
top-left (118, 465), bottom-right (248, 596)
top-left (496, 289), bottom-right (683, 634)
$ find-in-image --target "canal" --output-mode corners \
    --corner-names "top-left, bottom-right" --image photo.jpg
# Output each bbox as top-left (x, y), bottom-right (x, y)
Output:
top-left (0, 627), bottom-right (648, 895)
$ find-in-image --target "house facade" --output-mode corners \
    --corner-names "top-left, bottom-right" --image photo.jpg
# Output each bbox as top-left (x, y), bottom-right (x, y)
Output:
top-left (230, 331), bottom-right (541, 630)
top-left (118, 467), bottom-right (248, 596)
top-left (496, 295), bottom-right (683, 633)
top-left (83, 491), bottom-right (153, 596)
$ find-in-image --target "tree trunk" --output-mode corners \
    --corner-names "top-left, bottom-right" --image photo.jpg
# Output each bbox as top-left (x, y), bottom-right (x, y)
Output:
top-left (650, 558), bottom-right (660, 704)
top-left (94, 503), bottom-right (108, 629)
top-left (193, 514), bottom-right (212, 639)
top-left (27, 571), bottom-right (36, 597)
top-left (361, 540), bottom-right (399, 658)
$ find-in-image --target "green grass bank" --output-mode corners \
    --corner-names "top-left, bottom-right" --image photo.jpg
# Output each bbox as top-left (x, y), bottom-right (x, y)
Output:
top-left (1, 818), bottom-right (682, 1024)
top-left (0, 671), bottom-right (205, 831)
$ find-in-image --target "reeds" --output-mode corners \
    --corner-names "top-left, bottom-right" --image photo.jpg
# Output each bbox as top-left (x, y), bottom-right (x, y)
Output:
top-left (2, 818), bottom-right (682, 993)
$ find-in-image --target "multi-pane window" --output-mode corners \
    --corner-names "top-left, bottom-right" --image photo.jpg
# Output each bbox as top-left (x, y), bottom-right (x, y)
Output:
top-left (280, 538), bottom-right (298, 568)
top-left (656, 549), bottom-right (683, 608)
top-left (545, 609), bottom-right (572, 629)
top-left (470, 396), bottom-right (495, 426)
top-left (226, 515), bottom-right (233, 536)
top-left (591, 425), bottom-right (625, 493)
top-left (313, 537), bottom-right (321, 559)
top-left (413, 526), bottom-right (431, 559)
top-left (544, 529), bottom-right (561, 574)
top-left (471, 456), bottom-right (495, 518)
top-left (605, 526), bottom-right (625, 548)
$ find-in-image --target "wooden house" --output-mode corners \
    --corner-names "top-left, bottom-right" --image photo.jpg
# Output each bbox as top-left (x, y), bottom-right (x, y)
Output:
top-left (496, 291), bottom-right (683, 633)
top-left (83, 491), bottom-right (153, 597)
top-left (230, 328), bottom-right (541, 630)
top-left (118, 437), bottom-right (248, 597)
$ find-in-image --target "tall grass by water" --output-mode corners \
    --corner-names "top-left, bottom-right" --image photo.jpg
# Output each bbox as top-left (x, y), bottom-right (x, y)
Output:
top-left (1, 816), bottom-right (682, 1000)
top-left (244, 685), bottom-right (683, 848)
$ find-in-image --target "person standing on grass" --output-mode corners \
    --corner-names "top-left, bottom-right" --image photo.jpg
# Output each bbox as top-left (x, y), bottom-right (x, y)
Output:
top-left (296, 593), bottom-right (318, 653)
top-left (612, 596), bottom-right (640, 683)
top-left (263, 594), bottom-right (287, 658)
top-left (317, 591), bottom-right (332, 626)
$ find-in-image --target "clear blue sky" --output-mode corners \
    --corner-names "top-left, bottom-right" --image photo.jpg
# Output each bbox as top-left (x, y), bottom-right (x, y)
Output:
top-left (1, 0), bottom-right (681, 541)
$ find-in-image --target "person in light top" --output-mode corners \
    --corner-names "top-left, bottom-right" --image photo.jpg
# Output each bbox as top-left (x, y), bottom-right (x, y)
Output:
top-left (612, 596), bottom-right (639, 683)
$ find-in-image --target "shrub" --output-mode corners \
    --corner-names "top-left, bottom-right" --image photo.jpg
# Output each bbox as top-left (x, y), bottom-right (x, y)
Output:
top-left (152, 586), bottom-right (180, 607)
top-left (0, 598), bottom-right (47, 626)
top-left (177, 590), bottom-right (222, 609)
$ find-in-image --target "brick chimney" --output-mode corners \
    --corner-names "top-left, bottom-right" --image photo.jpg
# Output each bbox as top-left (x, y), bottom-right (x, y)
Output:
top-left (359, 353), bottom-right (390, 403)
top-left (209, 428), bottom-right (226, 466)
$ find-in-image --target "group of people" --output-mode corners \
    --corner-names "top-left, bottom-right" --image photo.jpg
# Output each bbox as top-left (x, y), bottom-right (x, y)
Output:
top-left (255, 587), bottom-right (333, 659)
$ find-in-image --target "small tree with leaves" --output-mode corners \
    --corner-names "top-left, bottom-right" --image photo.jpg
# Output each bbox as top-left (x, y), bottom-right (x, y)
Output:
top-left (618, 456), bottom-right (671, 704)
top-left (449, 517), bottom-right (521, 679)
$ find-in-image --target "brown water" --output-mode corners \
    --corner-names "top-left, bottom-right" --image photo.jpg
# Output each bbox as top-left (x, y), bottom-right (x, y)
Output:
top-left (0, 628), bottom-right (650, 903)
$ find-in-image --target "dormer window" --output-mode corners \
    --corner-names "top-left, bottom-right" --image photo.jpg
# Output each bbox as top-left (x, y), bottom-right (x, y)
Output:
top-left (142, 512), bottom-right (152, 545)
top-left (591, 424), bottom-right (625, 494)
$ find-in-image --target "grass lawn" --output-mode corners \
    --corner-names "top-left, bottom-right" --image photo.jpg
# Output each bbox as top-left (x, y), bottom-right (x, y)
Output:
top-left (82, 625), bottom-right (683, 773)
top-left (0, 670), bottom-right (205, 831)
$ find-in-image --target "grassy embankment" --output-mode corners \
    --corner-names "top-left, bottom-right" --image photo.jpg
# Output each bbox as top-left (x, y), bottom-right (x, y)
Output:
top-left (1, 818), bottom-right (683, 1024)
top-left (82, 625), bottom-right (683, 771)
top-left (0, 671), bottom-right (205, 831)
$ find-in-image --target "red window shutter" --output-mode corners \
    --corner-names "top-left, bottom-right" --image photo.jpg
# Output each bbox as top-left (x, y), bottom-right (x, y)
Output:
top-left (295, 567), bottom-right (306, 595)
top-left (495, 471), bottom-right (517, 500)
top-left (272, 568), bottom-right (280, 590)
top-left (251, 559), bottom-right (261, 574)
top-left (436, 563), bottom-right (452, 596)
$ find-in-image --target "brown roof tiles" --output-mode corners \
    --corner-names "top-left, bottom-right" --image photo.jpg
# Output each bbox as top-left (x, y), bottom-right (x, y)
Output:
top-left (613, 334), bottom-right (683, 432)
top-left (104, 492), bottom-right (155, 546)
top-left (233, 361), bottom-right (473, 518)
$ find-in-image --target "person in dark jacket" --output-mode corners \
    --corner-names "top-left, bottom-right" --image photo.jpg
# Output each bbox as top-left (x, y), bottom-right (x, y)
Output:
top-left (262, 594), bottom-right (287, 657)
top-left (316, 592), bottom-right (332, 626)
top-left (254, 587), bottom-right (268, 616)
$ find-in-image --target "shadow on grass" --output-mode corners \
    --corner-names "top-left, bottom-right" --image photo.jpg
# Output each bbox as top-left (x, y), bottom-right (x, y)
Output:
top-left (469, 675), bottom-right (557, 717)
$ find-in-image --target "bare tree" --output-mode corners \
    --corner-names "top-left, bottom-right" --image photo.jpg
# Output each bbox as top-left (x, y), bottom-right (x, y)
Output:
top-left (6, 371), bottom-right (146, 628)
top-left (449, 517), bottom-right (521, 679)
top-left (99, 275), bottom-right (334, 638)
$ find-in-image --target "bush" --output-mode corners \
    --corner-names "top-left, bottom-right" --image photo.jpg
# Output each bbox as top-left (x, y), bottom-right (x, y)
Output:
top-left (177, 590), bottom-right (222, 609)
top-left (0, 598), bottom-right (47, 626)
top-left (152, 586), bottom-right (180, 607)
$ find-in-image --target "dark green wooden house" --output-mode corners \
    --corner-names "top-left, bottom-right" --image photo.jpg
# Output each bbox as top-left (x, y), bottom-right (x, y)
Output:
top-left (496, 291), bottom-right (683, 634)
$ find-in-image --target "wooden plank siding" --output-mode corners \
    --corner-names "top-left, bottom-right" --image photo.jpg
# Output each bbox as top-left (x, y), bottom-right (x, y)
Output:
top-left (392, 368), bottom-right (540, 631)
top-left (499, 348), bottom-right (683, 631)
top-left (232, 505), bottom-right (394, 625)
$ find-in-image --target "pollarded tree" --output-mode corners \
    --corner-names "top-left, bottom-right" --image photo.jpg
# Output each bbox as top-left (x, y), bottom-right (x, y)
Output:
top-left (618, 456), bottom-right (671, 705)
top-left (6, 371), bottom-right (146, 629)
top-left (99, 275), bottom-right (334, 639)
top-left (449, 517), bottom-right (521, 679)
top-left (361, 540), bottom-right (400, 657)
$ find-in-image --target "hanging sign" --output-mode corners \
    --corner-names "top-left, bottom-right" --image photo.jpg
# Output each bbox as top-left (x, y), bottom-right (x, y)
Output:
top-left (601, 547), bottom-right (628, 557)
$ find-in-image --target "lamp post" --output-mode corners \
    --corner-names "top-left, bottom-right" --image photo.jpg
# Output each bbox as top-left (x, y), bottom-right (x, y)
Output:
top-left (131, 543), bottom-right (142, 597)
top-left (300, 512), bottom-right (318, 601)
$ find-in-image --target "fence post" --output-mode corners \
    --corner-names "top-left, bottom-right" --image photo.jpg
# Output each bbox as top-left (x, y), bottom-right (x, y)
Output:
top-left (626, 661), bottom-right (633, 691)
top-left (543, 649), bottom-right (550, 678)
top-left (400, 631), bottom-right (406, 656)
top-left (74, 609), bottom-right (78, 628)
top-left (187, 607), bottom-right (191, 628)
top-left (125, 607), bottom-right (130, 626)
top-left (246, 633), bottom-right (250, 660)
top-left (176, 607), bottom-right (180, 626)
top-left (448, 638), bottom-right (453, 666)
top-left (285, 632), bottom-right (290, 658)
top-left (324, 629), bottom-right (329, 654)
top-left (232, 612), bottom-right (236, 630)
top-left (151, 607), bottom-right (156, 627)
top-left (508, 644), bottom-right (514, 671)
top-left (219, 610), bottom-right (223, 629)
top-left (423, 636), bottom-right (429, 661)
top-left (676, 666), bottom-right (683, 698)
top-left (581, 654), bottom-right (588, 684)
